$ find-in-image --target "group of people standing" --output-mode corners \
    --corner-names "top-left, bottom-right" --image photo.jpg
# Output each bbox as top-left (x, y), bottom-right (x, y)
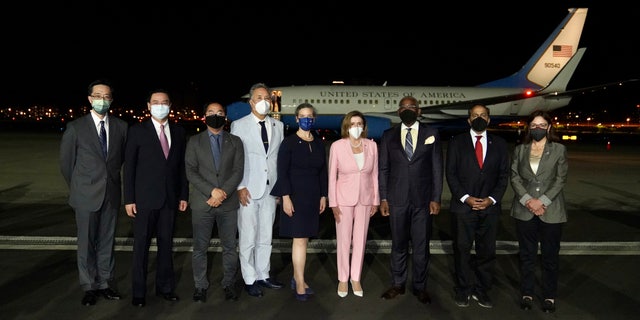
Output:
top-left (59, 80), bottom-right (568, 313)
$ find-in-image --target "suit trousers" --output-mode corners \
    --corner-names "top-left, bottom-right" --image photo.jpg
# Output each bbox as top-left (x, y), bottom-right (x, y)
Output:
top-left (452, 210), bottom-right (498, 294)
top-left (74, 199), bottom-right (118, 291)
top-left (515, 216), bottom-right (563, 299)
top-left (192, 207), bottom-right (239, 289)
top-left (237, 195), bottom-right (277, 284)
top-left (335, 204), bottom-right (372, 282)
top-left (388, 204), bottom-right (432, 292)
top-left (131, 205), bottom-right (177, 298)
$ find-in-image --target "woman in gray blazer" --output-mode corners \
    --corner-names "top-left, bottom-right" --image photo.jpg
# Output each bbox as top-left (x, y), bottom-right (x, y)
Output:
top-left (510, 110), bottom-right (568, 314)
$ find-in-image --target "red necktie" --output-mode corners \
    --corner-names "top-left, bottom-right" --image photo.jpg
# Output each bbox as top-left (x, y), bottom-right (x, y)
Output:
top-left (475, 135), bottom-right (483, 169)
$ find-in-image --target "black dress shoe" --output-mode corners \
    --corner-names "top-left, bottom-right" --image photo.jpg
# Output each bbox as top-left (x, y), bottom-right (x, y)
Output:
top-left (245, 283), bottom-right (264, 297)
top-left (157, 291), bottom-right (180, 301)
top-left (98, 288), bottom-right (121, 300)
top-left (380, 286), bottom-right (405, 300)
top-left (257, 278), bottom-right (284, 289)
top-left (413, 289), bottom-right (432, 304)
top-left (542, 299), bottom-right (556, 313)
top-left (132, 297), bottom-right (145, 307)
top-left (81, 290), bottom-right (97, 306)
top-left (224, 286), bottom-right (238, 301)
top-left (520, 296), bottom-right (533, 310)
top-left (193, 288), bottom-right (207, 303)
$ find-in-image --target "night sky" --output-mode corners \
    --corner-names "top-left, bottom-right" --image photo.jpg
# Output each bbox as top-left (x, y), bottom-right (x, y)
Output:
top-left (1, 2), bottom-right (637, 113)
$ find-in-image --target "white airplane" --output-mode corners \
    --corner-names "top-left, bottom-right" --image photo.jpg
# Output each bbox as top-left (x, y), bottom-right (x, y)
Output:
top-left (226, 8), bottom-right (635, 139)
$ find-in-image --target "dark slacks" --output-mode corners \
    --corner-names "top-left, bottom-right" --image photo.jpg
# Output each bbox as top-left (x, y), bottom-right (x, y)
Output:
top-left (515, 216), bottom-right (563, 299)
top-left (452, 210), bottom-right (498, 295)
top-left (191, 206), bottom-right (239, 289)
top-left (75, 199), bottom-right (118, 291)
top-left (131, 205), bottom-right (177, 298)
top-left (388, 204), bottom-right (432, 292)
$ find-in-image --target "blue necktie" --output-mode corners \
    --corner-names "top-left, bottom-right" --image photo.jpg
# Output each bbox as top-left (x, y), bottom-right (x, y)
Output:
top-left (405, 127), bottom-right (413, 160)
top-left (99, 120), bottom-right (107, 159)
top-left (212, 134), bottom-right (221, 170)
top-left (260, 121), bottom-right (269, 153)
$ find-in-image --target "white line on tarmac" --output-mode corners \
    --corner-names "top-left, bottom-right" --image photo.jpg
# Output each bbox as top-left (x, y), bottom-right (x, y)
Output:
top-left (1, 236), bottom-right (639, 255)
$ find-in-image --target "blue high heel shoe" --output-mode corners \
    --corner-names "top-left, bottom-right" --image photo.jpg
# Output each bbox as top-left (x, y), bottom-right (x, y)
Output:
top-left (291, 278), bottom-right (315, 295)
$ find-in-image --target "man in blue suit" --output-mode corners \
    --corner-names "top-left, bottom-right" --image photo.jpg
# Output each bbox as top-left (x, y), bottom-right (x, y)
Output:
top-left (124, 89), bottom-right (189, 307)
top-left (446, 104), bottom-right (509, 308)
top-left (379, 96), bottom-right (443, 304)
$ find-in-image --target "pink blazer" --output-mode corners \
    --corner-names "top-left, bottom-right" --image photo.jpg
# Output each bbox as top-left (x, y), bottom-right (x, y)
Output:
top-left (328, 138), bottom-right (380, 207)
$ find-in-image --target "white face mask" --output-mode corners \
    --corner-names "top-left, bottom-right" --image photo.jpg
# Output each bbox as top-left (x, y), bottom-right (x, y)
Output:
top-left (150, 104), bottom-right (170, 120)
top-left (254, 100), bottom-right (270, 115)
top-left (349, 126), bottom-right (363, 139)
top-left (92, 99), bottom-right (111, 115)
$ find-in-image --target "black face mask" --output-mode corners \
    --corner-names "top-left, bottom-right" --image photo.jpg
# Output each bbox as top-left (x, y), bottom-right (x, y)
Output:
top-left (399, 109), bottom-right (418, 125)
top-left (530, 128), bottom-right (547, 141)
top-left (205, 115), bottom-right (226, 129)
top-left (471, 117), bottom-right (488, 132)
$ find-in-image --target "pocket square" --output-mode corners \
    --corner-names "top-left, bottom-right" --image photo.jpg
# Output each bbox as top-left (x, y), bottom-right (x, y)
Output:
top-left (424, 136), bottom-right (435, 144)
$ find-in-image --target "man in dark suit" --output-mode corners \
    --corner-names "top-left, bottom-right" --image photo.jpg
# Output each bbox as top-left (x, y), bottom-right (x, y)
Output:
top-left (446, 104), bottom-right (509, 308)
top-left (378, 96), bottom-right (443, 304)
top-left (124, 89), bottom-right (189, 307)
top-left (60, 79), bottom-right (128, 306)
top-left (185, 102), bottom-right (244, 303)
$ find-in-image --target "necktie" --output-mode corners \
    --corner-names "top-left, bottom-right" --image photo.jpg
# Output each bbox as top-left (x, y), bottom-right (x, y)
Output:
top-left (212, 134), bottom-right (221, 170)
top-left (159, 124), bottom-right (170, 159)
top-left (404, 128), bottom-right (413, 160)
top-left (260, 120), bottom-right (269, 153)
top-left (99, 120), bottom-right (107, 159)
top-left (475, 135), bottom-right (483, 169)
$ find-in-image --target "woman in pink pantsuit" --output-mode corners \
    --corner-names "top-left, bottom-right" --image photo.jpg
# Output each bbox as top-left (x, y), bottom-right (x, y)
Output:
top-left (328, 110), bottom-right (380, 298)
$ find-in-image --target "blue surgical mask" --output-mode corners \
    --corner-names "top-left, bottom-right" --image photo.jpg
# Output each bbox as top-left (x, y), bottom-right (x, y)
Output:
top-left (298, 117), bottom-right (314, 131)
top-left (92, 99), bottom-right (111, 115)
top-left (150, 104), bottom-right (170, 120)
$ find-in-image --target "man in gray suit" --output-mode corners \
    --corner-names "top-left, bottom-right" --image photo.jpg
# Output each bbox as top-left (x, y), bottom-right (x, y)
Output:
top-left (230, 83), bottom-right (285, 297)
top-left (59, 79), bottom-right (128, 306)
top-left (186, 102), bottom-right (244, 302)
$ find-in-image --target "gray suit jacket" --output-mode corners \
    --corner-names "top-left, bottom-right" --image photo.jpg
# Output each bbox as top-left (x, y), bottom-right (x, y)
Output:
top-left (230, 114), bottom-right (284, 199)
top-left (185, 130), bottom-right (244, 212)
top-left (59, 113), bottom-right (128, 211)
top-left (510, 141), bottom-right (568, 223)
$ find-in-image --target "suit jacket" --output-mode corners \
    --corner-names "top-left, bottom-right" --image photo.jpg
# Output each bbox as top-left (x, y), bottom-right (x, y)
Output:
top-left (446, 131), bottom-right (510, 214)
top-left (328, 138), bottom-right (379, 207)
top-left (59, 113), bottom-right (128, 211)
top-left (185, 130), bottom-right (244, 212)
top-left (123, 120), bottom-right (189, 210)
top-left (510, 141), bottom-right (568, 223)
top-left (378, 123), bottom-right (443, 207)
top-left (230, 114), bottom-right (284, 198)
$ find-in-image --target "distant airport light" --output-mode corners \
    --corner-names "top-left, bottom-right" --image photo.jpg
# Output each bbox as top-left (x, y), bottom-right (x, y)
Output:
top-left (332, 80), bottom-right (344, 84)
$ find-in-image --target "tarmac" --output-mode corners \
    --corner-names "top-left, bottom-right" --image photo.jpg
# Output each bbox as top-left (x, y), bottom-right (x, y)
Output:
top-left (1, 131), bottom-right (639, 320)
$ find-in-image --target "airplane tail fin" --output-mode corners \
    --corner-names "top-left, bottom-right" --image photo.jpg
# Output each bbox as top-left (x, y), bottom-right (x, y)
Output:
top-left (478, 8), bottom-right (588, 89)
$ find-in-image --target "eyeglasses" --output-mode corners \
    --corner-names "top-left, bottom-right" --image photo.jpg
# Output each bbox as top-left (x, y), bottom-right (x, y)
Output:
top-left (91, 95), bottom-right (113, 100)
top-left (400, 104), bottom-right (418, 109)
top-left (530, 123), bottom-right (549, 129)
top-left (205, 111), bottom-right (225, 116)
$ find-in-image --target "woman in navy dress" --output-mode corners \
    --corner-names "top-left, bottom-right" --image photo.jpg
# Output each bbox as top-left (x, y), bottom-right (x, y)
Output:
top-left (271, 103), bottom-right (328, 301)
